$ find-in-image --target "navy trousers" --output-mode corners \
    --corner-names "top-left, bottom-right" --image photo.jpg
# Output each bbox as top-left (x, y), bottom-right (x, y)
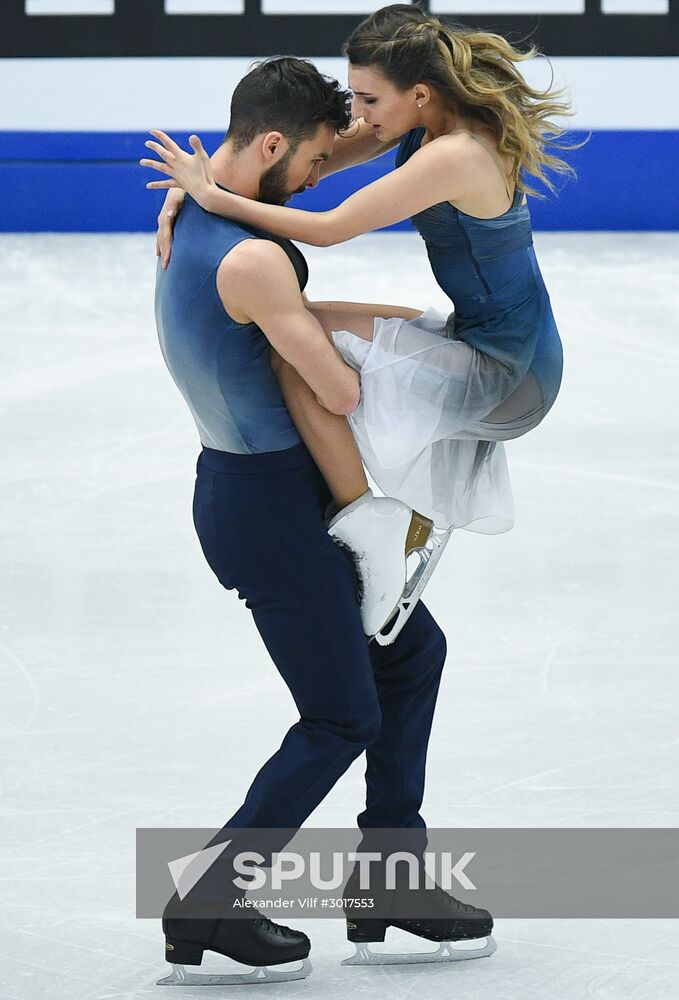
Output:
top-left (191, 442), bottom-right (447, 876)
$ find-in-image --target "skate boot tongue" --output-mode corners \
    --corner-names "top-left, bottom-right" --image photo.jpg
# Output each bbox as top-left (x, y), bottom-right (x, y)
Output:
top-left (325, 488), bottom-right (374, 526)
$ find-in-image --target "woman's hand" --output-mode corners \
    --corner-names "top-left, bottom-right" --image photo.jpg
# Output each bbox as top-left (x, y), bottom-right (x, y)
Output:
top-left (156, 188), bottom-right (185, 269)
top-left (141, 130), bottom-right (216, 208)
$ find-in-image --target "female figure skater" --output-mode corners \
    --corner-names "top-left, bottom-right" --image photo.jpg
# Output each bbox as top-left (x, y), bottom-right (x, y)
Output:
top-left (142, 4), bottom-right (574, 639)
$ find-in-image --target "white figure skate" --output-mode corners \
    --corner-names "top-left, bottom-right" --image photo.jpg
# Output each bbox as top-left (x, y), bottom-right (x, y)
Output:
top-left (327, 488), bottom-right (453, 644)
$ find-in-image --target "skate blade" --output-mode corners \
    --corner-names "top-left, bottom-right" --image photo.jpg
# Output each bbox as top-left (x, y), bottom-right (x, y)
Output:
top-left (372, 525), bottom-right (454, 646)
top-left (157, 956), bottom-right (312, 986)
top-left (342, 934), bottom-right (496, 966)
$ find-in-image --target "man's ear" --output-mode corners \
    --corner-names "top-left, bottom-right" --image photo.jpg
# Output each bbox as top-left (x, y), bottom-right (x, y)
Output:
top-left (260, 131), bottom-right (289, 164)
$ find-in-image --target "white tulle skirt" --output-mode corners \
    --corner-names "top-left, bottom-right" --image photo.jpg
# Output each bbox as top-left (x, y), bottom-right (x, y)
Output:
top-left (331, 307), bottom-right (516, 533)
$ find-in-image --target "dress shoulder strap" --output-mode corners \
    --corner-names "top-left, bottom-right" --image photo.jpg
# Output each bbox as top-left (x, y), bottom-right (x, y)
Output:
top-left (395, 128), bottom-right (422, 167)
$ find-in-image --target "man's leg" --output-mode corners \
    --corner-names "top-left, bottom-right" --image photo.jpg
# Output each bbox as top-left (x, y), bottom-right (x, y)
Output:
top-left (189, 442), bottom-right (381, 897)
top-left (357, 602), bottom-right (448, 858)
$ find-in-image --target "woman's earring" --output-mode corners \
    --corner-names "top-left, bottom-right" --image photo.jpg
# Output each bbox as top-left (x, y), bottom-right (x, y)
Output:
top-left (417, 102), bottom-right (423, 108)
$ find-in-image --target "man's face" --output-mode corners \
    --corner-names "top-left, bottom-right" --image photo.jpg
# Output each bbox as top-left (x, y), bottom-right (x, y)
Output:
top-left (257, 124), bottom-right (335, 205)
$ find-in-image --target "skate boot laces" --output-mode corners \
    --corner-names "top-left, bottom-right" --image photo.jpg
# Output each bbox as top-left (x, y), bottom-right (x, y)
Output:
top-left (255, 916), bottom-right (301, 939)
top-left (328, 536), bottom-right (364, 604)
top-left (431, 881), bottom-right (487, 917)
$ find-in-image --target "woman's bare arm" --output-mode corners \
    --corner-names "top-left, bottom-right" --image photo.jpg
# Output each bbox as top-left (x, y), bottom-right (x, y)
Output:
top-left (141, 130), bottom-right (476, 247)
top-left (319, 117), bottom-right (401, 179)
top-left (153, 118), bottom-right (400, 266)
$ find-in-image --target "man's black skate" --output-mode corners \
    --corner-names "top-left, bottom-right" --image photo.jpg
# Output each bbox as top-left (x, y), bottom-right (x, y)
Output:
top-left (341, 862), bottom-right (496, 966)
top-left (162, 913), bottom-right (310, 967)
top-left (346, 879), bottom-right (493, 942)
top-left (157, 893), bottom-right (312, 985)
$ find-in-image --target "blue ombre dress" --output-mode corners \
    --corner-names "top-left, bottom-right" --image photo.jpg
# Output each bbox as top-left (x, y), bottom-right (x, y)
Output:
top-left (332, 127), bottom-right (564, 532)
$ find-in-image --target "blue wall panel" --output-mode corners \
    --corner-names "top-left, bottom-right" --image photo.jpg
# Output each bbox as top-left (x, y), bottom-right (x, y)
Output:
top-left (1, 130), bottom-right (677, 232)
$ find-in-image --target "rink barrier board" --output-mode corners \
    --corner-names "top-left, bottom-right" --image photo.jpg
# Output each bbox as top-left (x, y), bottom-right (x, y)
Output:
top-left (2, 129), bottom-right (678, 232)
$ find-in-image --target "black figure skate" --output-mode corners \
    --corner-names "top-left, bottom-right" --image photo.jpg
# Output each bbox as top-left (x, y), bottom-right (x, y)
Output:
top-left (157, 892), bottom-right (311, 986)
top-left (341, 861), bottom-right (496, 966)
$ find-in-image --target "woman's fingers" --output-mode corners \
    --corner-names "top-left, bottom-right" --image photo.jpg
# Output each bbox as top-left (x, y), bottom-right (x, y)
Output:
top-left (141, 132), bottom-right (206, 197)
top-left (144, 139), bottom-right (176, 162)
top-left (189, 135), bottom-right (208, 158)
top-left (149, 128), bottom-right (183, 154)
top-left (140, 157), bottom-right (173, 175)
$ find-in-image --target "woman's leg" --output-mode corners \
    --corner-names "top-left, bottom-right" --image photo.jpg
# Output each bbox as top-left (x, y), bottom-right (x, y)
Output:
top-left (272, 302), bottom-right (423, 509)
top-left (309, 300), bottom-right (423, 338)
top-left (271, 347), bottom-right (367, 509)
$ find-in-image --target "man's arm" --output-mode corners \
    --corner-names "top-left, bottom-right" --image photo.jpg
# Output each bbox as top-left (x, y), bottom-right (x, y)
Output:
top-left (217, 240), bottom-right (361, 417)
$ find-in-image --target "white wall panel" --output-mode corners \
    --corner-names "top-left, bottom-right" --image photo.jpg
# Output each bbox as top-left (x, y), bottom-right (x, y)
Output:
top-left (26, 1), bottom-right (114, 13)
top-left (262, 1), bottom-right (391, 11)
top-left (602, 1), bottom-right (668, 12)
top-left (431, 2), bottom-right (584, 12)
top-left (164, 1), bottom-right (244, 13)
top-left (2, 56), bottom-right (678, 131)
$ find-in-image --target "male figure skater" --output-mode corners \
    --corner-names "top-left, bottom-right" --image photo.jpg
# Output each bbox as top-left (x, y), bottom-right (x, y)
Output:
top-left (152, 57), bottom-right (492, 984)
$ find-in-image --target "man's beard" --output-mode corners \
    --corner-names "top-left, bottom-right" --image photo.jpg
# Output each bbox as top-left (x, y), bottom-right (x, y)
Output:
top-left (258, 150), bottom-right (305, 205)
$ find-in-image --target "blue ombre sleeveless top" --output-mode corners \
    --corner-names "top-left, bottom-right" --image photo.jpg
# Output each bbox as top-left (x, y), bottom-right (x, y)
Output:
top-left (155, 193), bottom-right (304, 454)
top-left (396, 128), bottom-right (563, 410)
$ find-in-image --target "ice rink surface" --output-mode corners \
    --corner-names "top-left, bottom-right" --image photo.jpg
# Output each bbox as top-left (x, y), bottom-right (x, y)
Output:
top-left (1, 230), bottom-right (678, 998)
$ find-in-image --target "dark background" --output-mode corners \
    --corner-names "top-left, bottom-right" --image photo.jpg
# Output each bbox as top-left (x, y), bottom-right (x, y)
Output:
top-left (2, 0), bottom-right (678, 58)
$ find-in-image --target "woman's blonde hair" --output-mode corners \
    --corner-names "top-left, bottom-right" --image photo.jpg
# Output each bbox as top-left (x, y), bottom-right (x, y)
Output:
top-left (344, 4), bottom-right (582, 197)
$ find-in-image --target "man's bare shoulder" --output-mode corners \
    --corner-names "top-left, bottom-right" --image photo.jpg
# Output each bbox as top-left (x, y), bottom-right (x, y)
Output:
top-left (218, 237), bottom-right (291, 286)
top-left (216, 237), bottom-right (299, 324)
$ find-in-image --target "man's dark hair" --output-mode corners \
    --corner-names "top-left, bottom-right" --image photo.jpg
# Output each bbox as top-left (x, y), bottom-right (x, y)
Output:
top-left (226, 56), bottom-right (352, 153)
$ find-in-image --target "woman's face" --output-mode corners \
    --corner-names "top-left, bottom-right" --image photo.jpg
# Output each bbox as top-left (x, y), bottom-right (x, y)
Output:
top-left (348, 64), bottom-right (420, 143)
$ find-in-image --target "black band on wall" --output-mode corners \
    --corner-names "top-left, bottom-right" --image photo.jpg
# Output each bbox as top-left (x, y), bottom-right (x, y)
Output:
top-left (1, 1), bottom-right (678, 58)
